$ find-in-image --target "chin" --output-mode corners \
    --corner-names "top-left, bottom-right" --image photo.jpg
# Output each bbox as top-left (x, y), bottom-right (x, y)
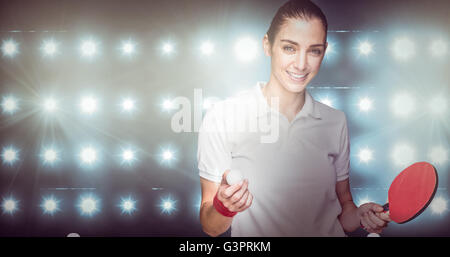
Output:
top-left (282, 81), bottom-right (308, 94)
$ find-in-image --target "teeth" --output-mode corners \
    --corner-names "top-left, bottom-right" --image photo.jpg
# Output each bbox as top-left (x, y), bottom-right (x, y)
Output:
top-left (288, 71), bottom-right (306, 78)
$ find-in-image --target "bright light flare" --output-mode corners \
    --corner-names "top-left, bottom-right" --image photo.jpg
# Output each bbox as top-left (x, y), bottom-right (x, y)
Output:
top-left (430, 196), bottom-right (448, 215)
top-left (121, 149), bottom-right (136, 165)
top-left (429, 95), bottom-right (447, 115)
top-left (162, 42), bottom-right (174, 55)
top-left (159, 196), bottom-right (176, 214)
top-left (162, 99), bottom-right (174, 111)
top-left (1, 146), bottom-right (19, 165)
top-left (392, 37), bottom-right (415, 61)
top-left (391, 93), bottom-right (415, 117)
top-left (42, 148), bottom-right (59, 164)
top-left (430, 39), bottom-right (448, 57)
top-left (162, 150), bottom-right (173, 161)
top-left (391, 143), bottom-right (415, 167)
top-left (80, 96), bottom-right (98, 115)
top-left (2, 197), bottom-right (18, 214)
top-left (234, 37), bottom-right (258, 62)
top-left (41, 39), bottom-right (59, 57)
top-left (1, 39), bottom-right (19, 57)
top-left (428, 146), bottom-right (448, 166)
top-left (43, 97), bottom-right (58, 113)
top-left (326, 42), bottom-right (334, 55)
top-left (358, 97), bottom-right (373, 112)
top-left (200, 40), bottom-right (214, 56)
top-left (324, 40), bottom-right (337, 61)
top-left (80, 39), bottom-right (98, 57)
top-left (1, 95), bottom-right (19, 114)
top-left (319, 97), bottom-right (333, 108)
top-left (158, 147), bottom-right (177, 166)
top-left (119, 197), bottom-right (137, 215)
top-left (358, 148), bottom-right (374, 163)
top-left (41, 196), bottom-right (60, 215)
top-left (78, 195), bottom-right (100, 216)
top-left (120, 40), bottom-right (136, 55)
top-left (358, 41), bottom-right (373, 56)
top-left (80, 146), bottom-right (98, 165)
top-left (121, 98), bottom-right (135, 112)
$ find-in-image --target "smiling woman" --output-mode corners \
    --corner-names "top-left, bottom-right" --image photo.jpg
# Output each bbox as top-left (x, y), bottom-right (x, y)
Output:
top-left (262, 17), bottom-right (327, 108)
top-left (197, 0), bottom-right (391, 237)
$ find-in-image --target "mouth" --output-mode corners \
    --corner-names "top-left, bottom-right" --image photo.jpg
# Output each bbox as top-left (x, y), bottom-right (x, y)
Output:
top-left (286, 71), bottom-right (308, 82)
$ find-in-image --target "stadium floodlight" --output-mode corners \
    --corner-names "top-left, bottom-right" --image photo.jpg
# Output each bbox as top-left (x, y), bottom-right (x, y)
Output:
top-left (1, 95), bottom-right (19, 114)
top-left (428, 146), bottom-right (448, 166)
top-left (358, 41), bottom-right (373, 56)
top-left (200, 40), bottom-right (214, 56)
top-left (430, 39), bottom-right (448, 58)
top-left (391, 143), bottom-right (415, 167)
top-left (234, 37), bottom-right (258, 62)
top-left (358, 148), bottom-right (374, 163)
top-left (80, 96), bottom-right (98, 115)
top-left (120, 40), bottom-right (136, 56)
top-left (429, 95), bottom-right (447, 115)
top-left (80, 146), bottom-right (98, 165)
top-left (80, 39), bottom-right (98, 58)
top-left (119, 197), bottom-right (137, 215)
top-left (41, 39), bottom-right (59, 57)
top-left (42, 148), bottom-right (59, 164)
top-left (430, 196), bottom-right (448, 215)
top-left (1, 146), bottom-right (19, 165)
top-left (358, 97), bottom-right (373, 112)
top-left (391, 93), bottom-right (415, 118)
top-left (1, 39), bottom-right (19, 57)
top-left (162, 150), bottom-right (173, 161)
top-left (162, 42), bottom-right (174, 55)
top-left (121, 98), bottom-right (135, 112)
top-left (2, 197), bottom-right (18, 214)
top-left (78, 194), bottom-right (100, 216)
top-left (121, 149), bottom-right (136, 165)
top-left (392, 37), bottom-right (415, 61)
top-left (41, 196), bottom-right (60, 215)
top-left (159, 196), bottom-right (176, 215)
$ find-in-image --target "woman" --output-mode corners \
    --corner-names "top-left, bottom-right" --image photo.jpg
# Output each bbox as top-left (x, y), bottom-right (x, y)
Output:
top-left (197, 0), bottom-right (391, 237)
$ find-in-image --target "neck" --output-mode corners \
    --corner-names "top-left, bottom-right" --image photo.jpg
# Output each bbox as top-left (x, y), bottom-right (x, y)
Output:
top-left (262, 76), bottom-right (306, 120)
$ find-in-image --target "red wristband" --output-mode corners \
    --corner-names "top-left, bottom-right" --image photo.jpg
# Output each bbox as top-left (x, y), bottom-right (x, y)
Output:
top-left (213, 193), bottom-right (237, 217)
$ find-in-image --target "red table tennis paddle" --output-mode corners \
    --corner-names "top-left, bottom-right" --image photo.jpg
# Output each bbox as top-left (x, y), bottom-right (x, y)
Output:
top-left (382, 161), bottom-right (438, 224)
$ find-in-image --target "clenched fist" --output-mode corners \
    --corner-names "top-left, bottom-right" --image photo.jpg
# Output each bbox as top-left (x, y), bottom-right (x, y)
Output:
top-left (216, 170), bottom-right (253, 213)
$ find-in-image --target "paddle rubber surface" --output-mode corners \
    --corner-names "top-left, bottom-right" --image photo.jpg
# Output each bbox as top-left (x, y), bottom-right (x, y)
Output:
top-left (387, 162), bottom-right (438, 224)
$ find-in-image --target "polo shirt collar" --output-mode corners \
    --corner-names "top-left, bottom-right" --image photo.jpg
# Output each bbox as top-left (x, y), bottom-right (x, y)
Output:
top-left (255, 81), bottom-right (322, 120)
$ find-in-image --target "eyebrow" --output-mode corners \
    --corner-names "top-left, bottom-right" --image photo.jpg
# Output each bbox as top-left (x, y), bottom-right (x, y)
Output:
top-left (280, 39), bottom-right (326, 48)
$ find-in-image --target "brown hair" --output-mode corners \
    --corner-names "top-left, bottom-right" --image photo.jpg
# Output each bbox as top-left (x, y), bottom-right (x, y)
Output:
top-left (266, 0), bottom-right (328, 45)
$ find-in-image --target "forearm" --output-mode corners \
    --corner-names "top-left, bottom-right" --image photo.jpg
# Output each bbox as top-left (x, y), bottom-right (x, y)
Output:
top-left (338, 200), bottom-right (360, 232)
top-left (200, 201), bottom-right (233, 237)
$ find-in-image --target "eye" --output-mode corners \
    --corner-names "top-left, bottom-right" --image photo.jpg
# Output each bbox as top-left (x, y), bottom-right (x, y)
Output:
top-left (283, 46), bottom-right (295, 53)
top-left (311, 49), bottom-right (322, 55)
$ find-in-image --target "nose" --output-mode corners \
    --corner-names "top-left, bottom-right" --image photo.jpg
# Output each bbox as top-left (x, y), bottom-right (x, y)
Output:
top-left (294, 50), bottom-right (308, 71)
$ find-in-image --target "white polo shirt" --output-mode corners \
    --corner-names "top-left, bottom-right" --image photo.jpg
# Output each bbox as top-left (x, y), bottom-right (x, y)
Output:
top-left (197, 82), bottom-right (350, 237)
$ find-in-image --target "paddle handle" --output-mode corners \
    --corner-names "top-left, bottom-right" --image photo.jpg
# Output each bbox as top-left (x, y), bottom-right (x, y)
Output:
top-left (365, 203), bottom-right (390, 237)
top-left (382, 203), bottom-right (389, 212)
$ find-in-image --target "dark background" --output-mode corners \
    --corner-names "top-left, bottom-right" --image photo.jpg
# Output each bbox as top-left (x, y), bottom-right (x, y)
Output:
top-left (0, 0), bottom-right (448, 236)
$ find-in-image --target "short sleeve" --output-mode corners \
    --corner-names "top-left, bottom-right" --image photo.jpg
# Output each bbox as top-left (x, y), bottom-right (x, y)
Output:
top-left (335, 113), bottom-right (350, 182)
top-left (197, 104), bottom-right (232, 183)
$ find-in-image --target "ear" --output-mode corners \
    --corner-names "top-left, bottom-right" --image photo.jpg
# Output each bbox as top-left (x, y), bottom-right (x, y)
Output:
top-left (263, 34), bottom-right (272, 57)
